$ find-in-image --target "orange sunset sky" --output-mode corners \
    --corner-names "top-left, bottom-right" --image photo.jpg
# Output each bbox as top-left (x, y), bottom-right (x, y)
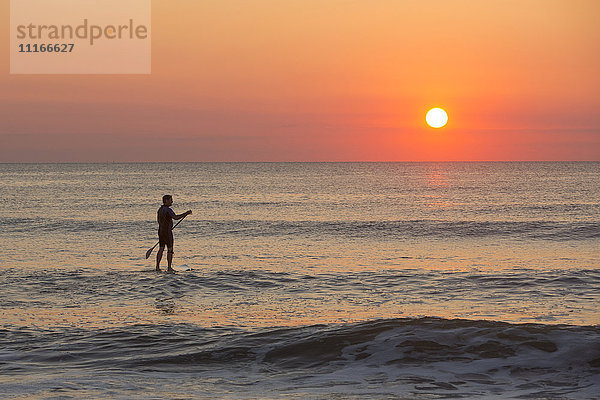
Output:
top-left (1, 0), bottom-right (599, 162)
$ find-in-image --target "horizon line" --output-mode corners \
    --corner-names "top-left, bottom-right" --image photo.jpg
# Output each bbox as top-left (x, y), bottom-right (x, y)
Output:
top-left (1, 160), bottom-right (599, 164)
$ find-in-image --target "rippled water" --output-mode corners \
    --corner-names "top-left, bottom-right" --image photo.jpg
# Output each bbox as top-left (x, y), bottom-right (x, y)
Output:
top-left (1, 162), bottom-right (599, 398)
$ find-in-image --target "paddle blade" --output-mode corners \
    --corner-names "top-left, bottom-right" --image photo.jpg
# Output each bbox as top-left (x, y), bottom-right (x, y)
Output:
top-left (145, 247), bottom-right (154, 259)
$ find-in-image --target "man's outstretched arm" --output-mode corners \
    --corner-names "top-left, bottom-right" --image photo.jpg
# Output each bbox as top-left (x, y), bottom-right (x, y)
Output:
top-left (173, 210), bottom-right (192, 220)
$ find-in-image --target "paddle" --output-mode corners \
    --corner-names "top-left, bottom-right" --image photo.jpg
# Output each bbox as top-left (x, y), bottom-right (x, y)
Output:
top-left (145, 213), bottom-right (188, 259)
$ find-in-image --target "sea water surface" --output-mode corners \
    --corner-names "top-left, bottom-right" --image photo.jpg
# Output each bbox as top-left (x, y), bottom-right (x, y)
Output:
top-left (1, 162), bottom-right (599, 399)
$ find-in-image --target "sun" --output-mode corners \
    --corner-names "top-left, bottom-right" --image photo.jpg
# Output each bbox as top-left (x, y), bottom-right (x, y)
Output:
top-left (426, 108), bottom-right (448, 128)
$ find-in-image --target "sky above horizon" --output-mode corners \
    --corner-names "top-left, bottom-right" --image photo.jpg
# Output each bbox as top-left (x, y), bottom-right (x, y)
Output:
top-left (1, 0), bottom-right (599, 162)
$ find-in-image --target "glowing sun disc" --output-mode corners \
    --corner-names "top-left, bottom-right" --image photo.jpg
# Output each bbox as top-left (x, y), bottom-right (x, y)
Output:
top-left (426, 108), bottom-right (448, 128)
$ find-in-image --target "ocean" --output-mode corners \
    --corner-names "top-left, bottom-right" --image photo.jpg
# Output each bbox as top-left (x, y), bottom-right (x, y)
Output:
top-left (1, 162), bottom-right (599, 399)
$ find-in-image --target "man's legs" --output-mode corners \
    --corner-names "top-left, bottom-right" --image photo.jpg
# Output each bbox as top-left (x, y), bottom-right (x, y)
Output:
top-left (156, 244), bottom-right (165, 271)
top-left (167, 247), bottom-right (174, 272)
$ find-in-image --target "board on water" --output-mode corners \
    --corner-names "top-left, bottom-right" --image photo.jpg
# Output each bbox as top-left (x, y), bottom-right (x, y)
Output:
top-left (154, 267), bottom-right (195, 273)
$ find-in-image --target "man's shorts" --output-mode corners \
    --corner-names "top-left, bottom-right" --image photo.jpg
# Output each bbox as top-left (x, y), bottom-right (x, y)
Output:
top-left (158, 230), bottom-right (173, 248)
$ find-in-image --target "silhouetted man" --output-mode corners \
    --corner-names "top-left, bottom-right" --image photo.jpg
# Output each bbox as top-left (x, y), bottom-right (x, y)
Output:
top-left (156, 195), bottom-right (192, 272)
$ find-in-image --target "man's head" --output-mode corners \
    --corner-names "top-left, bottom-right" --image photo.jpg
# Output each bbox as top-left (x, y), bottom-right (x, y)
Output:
top-left (162, 195), bottom-right (173, 206)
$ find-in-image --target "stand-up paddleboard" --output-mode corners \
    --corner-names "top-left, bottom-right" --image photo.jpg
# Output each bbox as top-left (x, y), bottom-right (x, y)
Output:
top-left (154, 265), bottom-right (195, 273)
